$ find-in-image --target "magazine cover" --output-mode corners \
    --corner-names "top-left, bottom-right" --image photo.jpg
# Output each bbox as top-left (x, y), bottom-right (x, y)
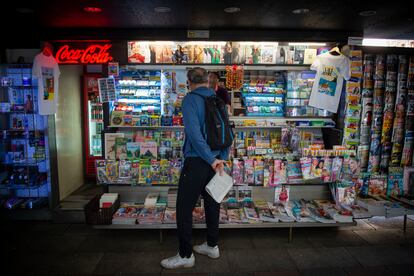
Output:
top-left (271, 159), bottom-right (281, 186)
top-left (263, 159), bottom-right (271, 187)
top-left (322, 157), bottom-right (333, 182)
top-left (254, 159), bottom-right (264, 186)
top-left (311, 157), bottom-right (324, 178)
top-left (150, 160), bottom-right (160, 184)
top-left (238, 186), bottom-right (252, 202)
top-left (331, 157), bottom-right (343, 182)
top-left (115, 137), bottom-right (128, 160)
top-left (274, 185), bottom-right (290, 204)
top-left (287, 160), bottom-right (302, 183)
top-left (387, 167), bottom-right (404, 196)
top-left (104, 133), bottom-right (125, 160)
top-left (244, 159), bottom-right (255, 185)
top-left (300, 157), bottom-right (312, 180)
top-left (232, 159), bottom-right (245, 185)
top-left (139, 160), bottom-right (151, 185)
top-left (369, 174), bottom-right (388, 196)
top-left (131, 160), bottom-right (140, 183)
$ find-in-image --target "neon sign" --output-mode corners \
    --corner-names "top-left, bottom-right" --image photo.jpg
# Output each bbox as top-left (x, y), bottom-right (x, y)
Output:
top-left (55, 44), bottom-right (113, 64)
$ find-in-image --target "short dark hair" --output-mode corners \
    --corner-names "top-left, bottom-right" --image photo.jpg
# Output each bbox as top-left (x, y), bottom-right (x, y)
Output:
top-left (209, 71), bottom-right (220, 79)
top-left (187, 67), bottom-right (208, 84)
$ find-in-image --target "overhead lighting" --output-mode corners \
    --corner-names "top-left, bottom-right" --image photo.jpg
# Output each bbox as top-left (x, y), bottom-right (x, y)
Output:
top-left (154, 6), bottom-right (171, 13)
top-left (292, 8), bottom-right (309, 15)
top-left (224, 7), bottom-right (240, 13)
top-left (358, 10), bottom-right (376, 16)
top-left (16, 8), bottom-right (34, 13)
top-left (84, 6), bottom-right (102, 13)
top-left (362, 38), bottom-right (414, 48)
top-left (288, 42), bottom-right (327, 46)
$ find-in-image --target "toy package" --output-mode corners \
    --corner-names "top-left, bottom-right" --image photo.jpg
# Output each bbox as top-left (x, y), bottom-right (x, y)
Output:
top-left (150, 160), bottom-right (160, 184)
top-left (131, 160), bottom-right (140, 184)
top-left (118, 160), bottom-right (132, 181)
top-left (96, 160), bottom-right (107, 184)
top-left (139, 160), bottom-right (151, 185)
top-left (244, 159), bottom-right (255, 185)
top-left (300, 157), bottom-right (312, 180)
top-left (106, 160), bottom-right (118, 183)
top-left (254, 159), bottom-right (264, 186)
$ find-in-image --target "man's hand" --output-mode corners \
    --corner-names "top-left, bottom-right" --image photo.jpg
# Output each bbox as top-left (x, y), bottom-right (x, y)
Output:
top-left (211, 159), bottom-right (225, 176)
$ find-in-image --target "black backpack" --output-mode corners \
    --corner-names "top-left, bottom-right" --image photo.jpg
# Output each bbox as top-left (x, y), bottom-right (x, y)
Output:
top-left (192, 92), bottom-right (234, 150)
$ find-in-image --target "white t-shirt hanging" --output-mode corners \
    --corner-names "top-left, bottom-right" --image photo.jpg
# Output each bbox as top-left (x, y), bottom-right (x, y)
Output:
top-left (308, 52), bottom-right (350, 113)
top-left (32, 53), bottom-right (61, 115)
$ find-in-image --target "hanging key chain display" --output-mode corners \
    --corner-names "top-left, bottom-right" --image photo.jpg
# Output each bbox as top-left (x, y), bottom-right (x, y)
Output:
top-left (390, 55), bottom-right (409, 166)
top-left (368, 55), bottom-right (385, 173)
top-left (359, 54), bottom-right (375, 171)
top-left (379, 55), bottom-right (398, 172)
top-left (401, 56), bottom-right (414, 166)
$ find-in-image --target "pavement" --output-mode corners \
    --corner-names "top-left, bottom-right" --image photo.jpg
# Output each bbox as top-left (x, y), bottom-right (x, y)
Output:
top-left (2, 216), bottom-right (414, 275)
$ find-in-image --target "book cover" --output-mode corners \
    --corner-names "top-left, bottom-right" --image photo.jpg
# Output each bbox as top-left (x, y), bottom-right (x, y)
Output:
top-left (106, 160), bottom-right (118, 183)
top-left (110, 110), bottom-right (125, 126)
top-left (150, 160), bottom-right (160, 184)
top-left (140, 141), bottom-right (158, 159)
top-left (126, 142), bottom-right (140, 160)
top-left (118, 160), bottom-right (131, 180)
top-left (115, 137), bottom-right (128, 160)
top-left (104, 133), bottom-right (124, 160)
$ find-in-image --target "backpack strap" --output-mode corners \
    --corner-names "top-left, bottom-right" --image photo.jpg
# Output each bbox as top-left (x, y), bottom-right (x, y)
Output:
top-left (191, 91), bottom-right (207, 99)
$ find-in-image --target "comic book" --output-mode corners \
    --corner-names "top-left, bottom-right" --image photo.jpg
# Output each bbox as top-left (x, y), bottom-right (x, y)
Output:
top-left (126, 142), bottom-right (140, 160)
top-left (150, 160), bottom-right (160, 184)
top-left (115, 137), bottom-right (128, 160)
top-left (118, 160), bottom-right (132, 181)
top-left (139, 160), bottom-right (151, 185)
top-left (140, 141), bottom-right (158, 159)
top-left (106, 160), bottom-right (118, 183)
top-left (131, 160), bottom-right (140, 184)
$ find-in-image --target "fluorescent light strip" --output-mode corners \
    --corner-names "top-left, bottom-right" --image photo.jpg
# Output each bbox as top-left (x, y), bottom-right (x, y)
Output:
top-left (288, 42), bottom-right (327, 46)
top-left (362, 38), bottom-right (414, 48)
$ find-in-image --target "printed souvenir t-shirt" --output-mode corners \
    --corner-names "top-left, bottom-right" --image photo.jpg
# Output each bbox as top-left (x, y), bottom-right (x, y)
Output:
top-left (32, 53), bottom-right (60, 115)
top-left (308, 52), bottom-right (350, 113)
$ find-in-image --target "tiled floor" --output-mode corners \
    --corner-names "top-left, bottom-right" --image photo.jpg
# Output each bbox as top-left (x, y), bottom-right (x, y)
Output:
top-left (1, 217), bottom-right (414, 275)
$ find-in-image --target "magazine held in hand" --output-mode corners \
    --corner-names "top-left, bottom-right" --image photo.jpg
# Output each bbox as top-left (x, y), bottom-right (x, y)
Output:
top-left (205, 171), bottom-right (233, 203)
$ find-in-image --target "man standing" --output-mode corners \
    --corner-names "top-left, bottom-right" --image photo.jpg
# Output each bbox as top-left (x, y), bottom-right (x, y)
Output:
top-left (161, 68), bottom-right (230, 269)
top-left (208, 71), bottom-right (231, 115)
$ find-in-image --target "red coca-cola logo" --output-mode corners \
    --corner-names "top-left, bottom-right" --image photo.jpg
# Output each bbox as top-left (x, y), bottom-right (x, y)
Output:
top-left (55, 44), bottom-right (114, 64)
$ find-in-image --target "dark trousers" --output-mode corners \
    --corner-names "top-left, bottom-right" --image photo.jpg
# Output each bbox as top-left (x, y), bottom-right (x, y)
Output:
top-left (176, 157), bottom-right (220, 258)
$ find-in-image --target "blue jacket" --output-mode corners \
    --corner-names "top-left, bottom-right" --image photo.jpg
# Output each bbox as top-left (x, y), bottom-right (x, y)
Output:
top-left (182, 86), bottom-right (230, 164)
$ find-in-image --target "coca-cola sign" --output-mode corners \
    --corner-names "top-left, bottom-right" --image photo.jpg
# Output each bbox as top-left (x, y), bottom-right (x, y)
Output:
top-left (55, 44), bottom-right (114, 64)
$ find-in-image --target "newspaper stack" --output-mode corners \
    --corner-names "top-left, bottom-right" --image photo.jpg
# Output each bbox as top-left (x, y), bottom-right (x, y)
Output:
top-left (163, 208), bottom-right (176, 224)
top-left (167, 188), bottom-right (178, 208)
top-left (144, 193), bottom-right (159, 208)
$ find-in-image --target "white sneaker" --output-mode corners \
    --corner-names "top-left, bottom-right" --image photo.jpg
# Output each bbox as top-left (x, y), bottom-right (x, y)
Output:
top-left (193, 242), bottom-right (220, 259)
top-left (160, 253), bottom-right (195, 269)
